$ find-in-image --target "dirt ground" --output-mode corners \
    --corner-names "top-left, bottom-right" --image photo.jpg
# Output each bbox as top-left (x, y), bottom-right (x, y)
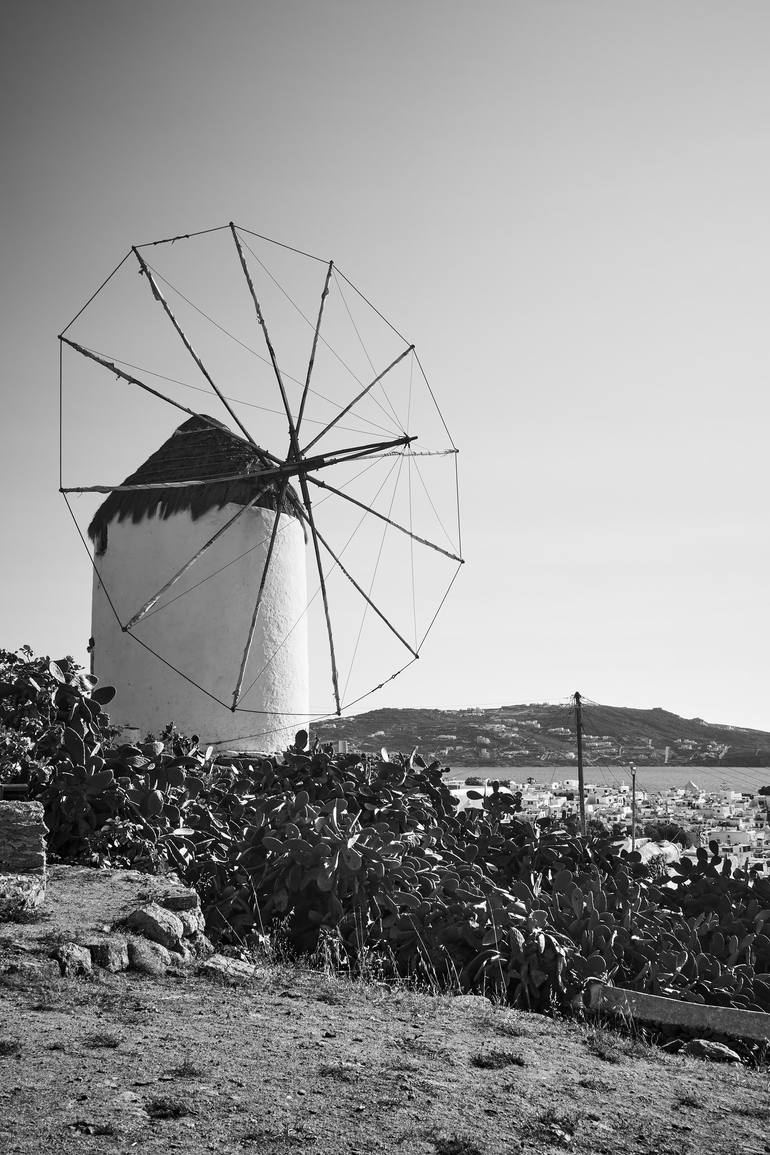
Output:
top-left (0, 953), bottom-right (768, 1155)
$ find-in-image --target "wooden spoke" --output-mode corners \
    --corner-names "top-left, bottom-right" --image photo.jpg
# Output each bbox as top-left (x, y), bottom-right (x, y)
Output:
top-left (302, 344), bottom-right (414, 454)
top-left (307, 474), bottom-right (464, 563)
top-left (296, 260), bottom-right (334, 440)
top-left (293, 505), bottom-right (418, 659)
top-left (231, 483), bottom-right (288, 709)
top-left (123, 496), bottom-right (266, 631)
top-left (132, 246), bottom-right (281, 465)
top-left (230, 223), bottom-right (300, 454)
top-left (296, 473), bottom-right (341, 715)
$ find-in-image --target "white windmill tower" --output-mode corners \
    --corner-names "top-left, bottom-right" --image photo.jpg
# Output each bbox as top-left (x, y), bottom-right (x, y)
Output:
top-left (87, 413), bottom-right (309, 749)
top-left (59, 223), bottom-right (464, 753)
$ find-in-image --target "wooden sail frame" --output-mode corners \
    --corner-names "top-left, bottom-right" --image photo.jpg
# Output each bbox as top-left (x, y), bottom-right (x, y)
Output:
top-left (58, 223), bottom-right (464, 730)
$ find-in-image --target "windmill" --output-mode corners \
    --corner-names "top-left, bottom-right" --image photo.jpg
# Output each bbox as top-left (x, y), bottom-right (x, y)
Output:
top-left (58, 224), bottom-right (463, 750)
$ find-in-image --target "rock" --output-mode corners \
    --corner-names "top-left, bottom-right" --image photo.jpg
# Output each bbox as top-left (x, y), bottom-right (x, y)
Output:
top-left (0, 955), bottom-right (61, 983)
top-left (0, 802), bottom-right (47, 874)
top-left (177, 908), bottom-right (205, 937)
top-left (160, 888), bottom-right (200, 912)
top-left (198, 954), bottom-right (258, 983)
top-left (168, 942), bottom-right (195, 967)
top-left (0, 871), bottom-right (46, 920)
top-left (88, 937), bottom-right (129, 972)
top-left (123, 902), bottom-right (185, 950)
top-left (53, 942), bottom-right (93, 977)
top-left (127, 937), bottom-right (171, 976)
top-left (681, 1039), bottom-right (742, 1063)
top-left (187, 931), bottom-right (214, 958)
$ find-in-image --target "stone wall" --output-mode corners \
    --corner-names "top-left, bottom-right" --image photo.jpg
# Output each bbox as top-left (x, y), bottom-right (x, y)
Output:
top-left (0, 801), bottom-right (47, 874)
top-left (0, 801), bottom-right (47, 918)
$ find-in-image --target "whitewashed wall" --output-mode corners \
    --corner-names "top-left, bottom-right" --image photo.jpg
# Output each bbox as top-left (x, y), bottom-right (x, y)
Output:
top-left (91, 502), bottom-right (308, 752)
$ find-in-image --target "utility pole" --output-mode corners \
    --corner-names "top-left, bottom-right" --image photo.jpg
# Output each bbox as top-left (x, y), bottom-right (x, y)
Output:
top-left (573, 691), bottom-right (586, 836)
top-left (631, 762), bottom-right (637, 852)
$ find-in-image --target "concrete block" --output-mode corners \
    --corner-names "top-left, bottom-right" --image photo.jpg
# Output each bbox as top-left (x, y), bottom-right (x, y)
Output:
top-left (586, 981), bottom-right (770, 1043)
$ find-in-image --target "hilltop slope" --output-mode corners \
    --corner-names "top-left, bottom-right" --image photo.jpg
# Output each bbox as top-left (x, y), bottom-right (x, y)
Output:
top-left (0, 958), bottom-right (767, 1155)
top-left (315, 702), bottom-right (770, 768)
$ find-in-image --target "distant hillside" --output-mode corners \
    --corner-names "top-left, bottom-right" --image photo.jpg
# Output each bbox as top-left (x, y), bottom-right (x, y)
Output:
top-left (314, 702), bottom-right (770, 768)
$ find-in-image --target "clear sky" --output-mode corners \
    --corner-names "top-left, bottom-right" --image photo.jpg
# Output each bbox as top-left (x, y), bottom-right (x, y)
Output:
top-left (2, 0), bottom-right (769, 729)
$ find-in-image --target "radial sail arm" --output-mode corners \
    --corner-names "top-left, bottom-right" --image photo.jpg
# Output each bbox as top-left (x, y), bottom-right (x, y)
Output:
top-left (293, 505), bottom-right (418, 659)
top-left (302, 344), bottom-right (414, 454)
top-left (307, 474), bottom-right (464, 563)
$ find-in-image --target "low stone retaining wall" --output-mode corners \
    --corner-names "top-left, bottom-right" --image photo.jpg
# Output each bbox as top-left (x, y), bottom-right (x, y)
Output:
top-left (586, 980), bottom-right (770, 1043)
top-left (0, 801), bottom-right (47, 918)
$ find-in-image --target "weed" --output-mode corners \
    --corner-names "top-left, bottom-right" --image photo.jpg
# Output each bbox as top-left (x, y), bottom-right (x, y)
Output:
top-left (401, 1035), bottom-right (452, 1061)
top-left (83, 1032), bottom-right (121, 1049)
top-left (586, 1033), bottom-right (622, 1064)
top-left (491, 1018), bottom-right (528, 1039)
top-left (677, 1093), bottom-right (703, 1109)
top-left (29, 987), bottom-right (59, 1012)
top-left (69, 1120), bottom-right (118, 1137)
top-left (0, 1039), bottom-right (21, 1057)
top-left (242, 1121), bottom-right (312, 1146)
top-left (522, 1107), bottom-right (577, 1148)
top-left (470, 1048), bottom-right (525, 1070)
top-left (732, 1105), bottom-right (770, 1121)
top-left (433, 1136), bottom-right (485, 1155)
top-left (578, 1076), bottom-right (612, 1091)
top-left (168, 1055), bottom-right (204, 1079)
top-left (146, 1096), bottom-right (192, 1120)
top-left (318, 1061), bottom-right (361, 1083)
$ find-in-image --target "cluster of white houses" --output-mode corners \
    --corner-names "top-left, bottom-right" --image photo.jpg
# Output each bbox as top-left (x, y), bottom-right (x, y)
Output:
top-left (447, 777), bottom-right (770, 873)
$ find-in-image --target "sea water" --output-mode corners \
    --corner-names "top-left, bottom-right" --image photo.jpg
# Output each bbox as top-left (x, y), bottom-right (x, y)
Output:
top-left (446, 765), bottom-right (770, 795)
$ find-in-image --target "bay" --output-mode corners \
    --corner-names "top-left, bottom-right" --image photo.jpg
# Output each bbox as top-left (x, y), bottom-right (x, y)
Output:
top-left (446, 764), bottom-right (770, 795)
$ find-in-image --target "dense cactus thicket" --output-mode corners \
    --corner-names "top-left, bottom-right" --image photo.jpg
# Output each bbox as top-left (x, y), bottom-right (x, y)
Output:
top-left (1, 646), bottom-right (769, 1013)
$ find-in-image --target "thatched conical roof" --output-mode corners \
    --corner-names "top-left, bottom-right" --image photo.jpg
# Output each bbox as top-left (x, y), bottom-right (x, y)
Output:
top-left (88, 415), bottom-right (303, 555)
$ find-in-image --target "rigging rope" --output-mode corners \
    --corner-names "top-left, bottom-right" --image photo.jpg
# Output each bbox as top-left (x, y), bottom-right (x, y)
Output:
top-left (237, 455), bottom-right (402, 708)
top-left (332, 269), bottom-right (407, 435)
top-left (77, 345), bottom-right (385, 443)
top-left (342, 452), bottom-right (406, 701)
top-left (138, 456), bottom-right (385, 624)
top-left (146, 260), bottom-right (398, 442)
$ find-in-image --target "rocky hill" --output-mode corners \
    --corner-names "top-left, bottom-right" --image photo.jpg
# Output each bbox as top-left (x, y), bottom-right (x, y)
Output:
top-left (314, 702), bottom-right (770, 768)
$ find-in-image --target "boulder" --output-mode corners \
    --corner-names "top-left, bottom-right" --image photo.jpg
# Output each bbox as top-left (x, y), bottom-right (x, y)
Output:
top-left (169, 941), bottom-right (196, 967)
top-left (127, 937), bottom-right (172, 976)
top-left (53, 942), bottom-right (93, 977)
top-left (160, 888), bottom-right (200, 912)
top-left (88, 937), bottom-right (129, 972)
top-left (681, 1039), bottom-right (742, 1063)
top-left (187, 931), bottom-right (215, 958)
top-left (177, 908), bottom-right (206, 937)
top-left (123, 902), bottom-right (185, 950)
top-left (0, 954), bottom-right (61, 983)
top-left (198, 954), bottom-right (258, 983)
top-left (0, 871), bottom-right (46, 920)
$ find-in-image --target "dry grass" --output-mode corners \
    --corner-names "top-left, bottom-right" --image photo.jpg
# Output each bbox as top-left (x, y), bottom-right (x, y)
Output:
top-left (470, 1048), bottom-right (526, 1070)
top-left (82, 1031), bottom-right (121, 1049)
top-left (145, 1096), bottom-right (192, 1120)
